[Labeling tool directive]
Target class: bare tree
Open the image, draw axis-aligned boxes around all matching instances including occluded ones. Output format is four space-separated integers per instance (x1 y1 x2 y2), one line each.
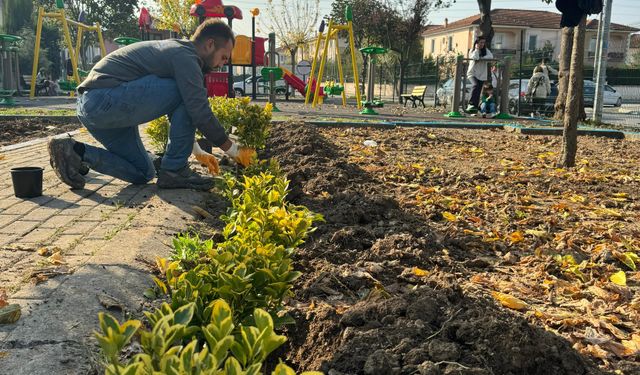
559 16 586 168
554 26 573 120
476 0 493 46
381 0 449 103
262 0 320 74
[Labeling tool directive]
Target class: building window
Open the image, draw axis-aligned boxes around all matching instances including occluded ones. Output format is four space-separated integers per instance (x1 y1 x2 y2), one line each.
448 36 453 51
493 33 504 49
431 39 435 53
528 35 537 51
588 37 597 57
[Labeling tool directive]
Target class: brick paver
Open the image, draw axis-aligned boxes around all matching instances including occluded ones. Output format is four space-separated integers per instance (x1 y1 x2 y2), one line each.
0 130 160 293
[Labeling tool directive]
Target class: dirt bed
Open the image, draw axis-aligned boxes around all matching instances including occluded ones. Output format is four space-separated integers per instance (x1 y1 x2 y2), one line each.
255 122 640 375
0 118 80 147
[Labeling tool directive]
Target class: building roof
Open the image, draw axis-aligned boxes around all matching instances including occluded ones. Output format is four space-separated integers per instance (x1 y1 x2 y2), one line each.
422 9 640 36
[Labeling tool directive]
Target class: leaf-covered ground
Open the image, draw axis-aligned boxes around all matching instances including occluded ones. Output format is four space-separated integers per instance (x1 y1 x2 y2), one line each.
335 126 640 370
258 123 639 374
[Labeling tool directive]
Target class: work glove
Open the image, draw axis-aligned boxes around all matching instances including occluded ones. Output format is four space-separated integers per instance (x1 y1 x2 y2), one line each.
192 141 220 175
224 141 256 167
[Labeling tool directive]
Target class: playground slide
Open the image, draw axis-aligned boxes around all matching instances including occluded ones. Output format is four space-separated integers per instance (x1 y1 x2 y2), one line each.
281 67 306 95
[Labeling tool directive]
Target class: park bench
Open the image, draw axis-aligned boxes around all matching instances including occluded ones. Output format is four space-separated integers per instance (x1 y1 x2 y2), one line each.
22 75 53 96
401 85 427 108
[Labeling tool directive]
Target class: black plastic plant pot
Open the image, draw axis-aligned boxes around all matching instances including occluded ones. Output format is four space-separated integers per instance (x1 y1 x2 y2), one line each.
11 167 44 198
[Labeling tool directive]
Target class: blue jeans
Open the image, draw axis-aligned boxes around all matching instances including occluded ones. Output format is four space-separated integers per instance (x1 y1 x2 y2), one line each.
77 75 195 184
480 102 496 114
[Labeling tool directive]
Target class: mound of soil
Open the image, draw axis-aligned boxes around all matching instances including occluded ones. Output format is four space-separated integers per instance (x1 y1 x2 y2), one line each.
0 118 80 147
264 122 605 375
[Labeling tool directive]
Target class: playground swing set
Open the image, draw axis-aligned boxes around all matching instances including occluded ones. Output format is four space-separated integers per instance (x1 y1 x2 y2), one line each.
303 6 389 115
20 0 387 116
29 0 106 98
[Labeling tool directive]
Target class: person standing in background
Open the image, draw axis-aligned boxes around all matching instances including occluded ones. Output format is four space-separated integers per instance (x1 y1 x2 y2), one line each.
466 36 494 113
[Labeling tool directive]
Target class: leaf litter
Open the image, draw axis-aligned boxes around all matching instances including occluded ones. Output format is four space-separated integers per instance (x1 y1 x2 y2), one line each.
261 123 639 373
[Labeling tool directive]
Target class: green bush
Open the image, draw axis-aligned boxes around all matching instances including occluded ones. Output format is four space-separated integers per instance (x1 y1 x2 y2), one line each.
208 97 272 150
96 299 299 375
145 116 170 154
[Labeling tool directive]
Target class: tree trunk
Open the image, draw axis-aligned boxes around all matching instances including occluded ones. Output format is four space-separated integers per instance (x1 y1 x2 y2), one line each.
554 27 573 120
559 16 586 168
397 60 405 104
290 48 297 98
477 0 494 47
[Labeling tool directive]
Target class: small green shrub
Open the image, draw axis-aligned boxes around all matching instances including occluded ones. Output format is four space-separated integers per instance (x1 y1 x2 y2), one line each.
145 116 170 154
209 97 272 150
95 299 290 374
171 233 213 263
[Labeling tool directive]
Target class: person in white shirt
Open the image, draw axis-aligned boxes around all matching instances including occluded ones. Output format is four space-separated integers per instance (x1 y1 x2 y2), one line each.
466 36 493 112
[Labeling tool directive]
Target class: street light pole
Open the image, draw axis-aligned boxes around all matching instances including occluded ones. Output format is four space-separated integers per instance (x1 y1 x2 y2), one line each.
593 0 613 123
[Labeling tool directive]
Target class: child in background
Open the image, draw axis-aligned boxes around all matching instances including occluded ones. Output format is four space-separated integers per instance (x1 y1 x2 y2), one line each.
480 83 496 118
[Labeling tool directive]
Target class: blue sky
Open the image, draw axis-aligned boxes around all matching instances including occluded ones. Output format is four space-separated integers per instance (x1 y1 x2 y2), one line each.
163 0 640 38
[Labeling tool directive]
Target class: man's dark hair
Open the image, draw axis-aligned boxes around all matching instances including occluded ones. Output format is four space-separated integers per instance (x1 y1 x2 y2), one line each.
541 58 549 64
191 19 235 48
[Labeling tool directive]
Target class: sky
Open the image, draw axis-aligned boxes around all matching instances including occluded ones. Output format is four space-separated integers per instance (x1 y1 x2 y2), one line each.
142 0 640 39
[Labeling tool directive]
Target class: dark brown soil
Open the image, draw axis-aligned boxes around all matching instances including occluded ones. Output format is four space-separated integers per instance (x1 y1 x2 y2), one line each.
262 122 615 375
0 118 80 147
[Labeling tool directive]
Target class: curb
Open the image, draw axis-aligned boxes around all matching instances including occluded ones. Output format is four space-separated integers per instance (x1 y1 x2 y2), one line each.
0 130 83 153
301 119 635 140
0 115 79 122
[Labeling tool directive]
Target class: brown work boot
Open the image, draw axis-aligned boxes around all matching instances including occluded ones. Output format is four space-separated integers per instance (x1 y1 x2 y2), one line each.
48 137 85 189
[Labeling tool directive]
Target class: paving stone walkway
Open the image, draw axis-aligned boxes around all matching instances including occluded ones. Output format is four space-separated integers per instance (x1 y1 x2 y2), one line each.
0 129 212 374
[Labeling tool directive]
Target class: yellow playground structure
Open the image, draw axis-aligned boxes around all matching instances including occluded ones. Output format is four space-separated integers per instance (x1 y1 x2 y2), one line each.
30 0 106 98
305 5 361 109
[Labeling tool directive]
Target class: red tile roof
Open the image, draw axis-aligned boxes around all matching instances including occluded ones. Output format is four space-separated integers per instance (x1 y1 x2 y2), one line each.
422 9 639 36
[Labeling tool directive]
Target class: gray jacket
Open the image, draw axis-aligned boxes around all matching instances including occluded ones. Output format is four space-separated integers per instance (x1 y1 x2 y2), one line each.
526 72 551 98
78 39 228 147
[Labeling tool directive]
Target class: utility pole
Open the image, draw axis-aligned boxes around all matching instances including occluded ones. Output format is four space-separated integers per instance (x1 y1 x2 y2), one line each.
593 0 612 123
592 12 603 81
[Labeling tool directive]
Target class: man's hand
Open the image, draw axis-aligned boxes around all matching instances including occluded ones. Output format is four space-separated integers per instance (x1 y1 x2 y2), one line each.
192 141 220 175
224 141 256 167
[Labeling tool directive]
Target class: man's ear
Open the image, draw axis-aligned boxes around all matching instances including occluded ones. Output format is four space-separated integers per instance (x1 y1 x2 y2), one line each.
207 38 216 52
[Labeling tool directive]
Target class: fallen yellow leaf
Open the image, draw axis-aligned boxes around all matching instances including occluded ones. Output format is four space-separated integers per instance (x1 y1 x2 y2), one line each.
37 247 50 256
412 267 429 277
48 251 66 265
621 334 640 356
442 211 457 222
610 271 626 286
509 231 524 244
525 229 547 238
491 291 528 311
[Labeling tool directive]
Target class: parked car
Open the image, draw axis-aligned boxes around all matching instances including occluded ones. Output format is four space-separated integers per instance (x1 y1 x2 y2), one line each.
233 76 287 97
435 78 473 106
508 79 622 116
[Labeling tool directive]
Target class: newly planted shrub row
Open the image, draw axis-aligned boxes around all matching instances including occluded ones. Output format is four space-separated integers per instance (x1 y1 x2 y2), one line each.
145 98 272 154
96 162 323 374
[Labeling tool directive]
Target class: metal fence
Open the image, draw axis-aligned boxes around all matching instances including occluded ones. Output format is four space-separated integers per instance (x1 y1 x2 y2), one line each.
389 44 640 128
